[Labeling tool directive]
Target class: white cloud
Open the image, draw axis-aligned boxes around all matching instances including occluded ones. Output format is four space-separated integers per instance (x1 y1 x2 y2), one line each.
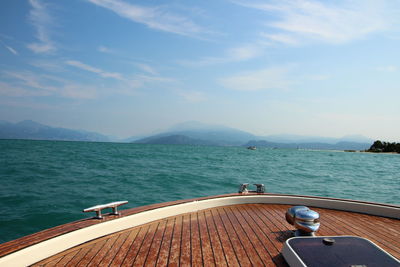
86 0 204 37
308 74 330 81
27 0 56 53
61 85 97 99
179 43 263 67
2 71 97 99
136 63 158 75
3 71 57 92
0 82 48 97
236 0 394 45
5 45 18 55
219 66 292 91
98 45 114 53
30 60 65 72
376 65 397 72
176 89 207 102
65 60 123 80
260 33 298 45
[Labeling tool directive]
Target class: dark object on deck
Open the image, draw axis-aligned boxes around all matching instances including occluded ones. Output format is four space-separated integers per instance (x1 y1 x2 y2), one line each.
283 236 400 267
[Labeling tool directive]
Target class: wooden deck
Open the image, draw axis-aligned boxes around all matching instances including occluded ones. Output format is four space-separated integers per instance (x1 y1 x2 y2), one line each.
31 203 400 266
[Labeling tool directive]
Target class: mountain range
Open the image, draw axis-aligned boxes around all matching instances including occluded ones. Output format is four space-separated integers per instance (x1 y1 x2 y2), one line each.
0 120 110 142
0 120 373 150
133 121 373 150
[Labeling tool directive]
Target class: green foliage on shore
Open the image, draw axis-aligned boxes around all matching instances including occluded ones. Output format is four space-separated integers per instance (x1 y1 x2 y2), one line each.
368 140 400 153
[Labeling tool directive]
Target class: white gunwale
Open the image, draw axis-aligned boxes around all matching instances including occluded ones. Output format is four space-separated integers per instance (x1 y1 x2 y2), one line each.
0 193 399 267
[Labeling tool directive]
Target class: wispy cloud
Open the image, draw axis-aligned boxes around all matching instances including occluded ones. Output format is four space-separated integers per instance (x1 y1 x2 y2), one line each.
219 66 292 91
3 45 18 55
176 89 207 103
3 71 57 92
136 63 158 75
0 81 47 97
86 0 204 37
65 60 123 80
27 0 56 53
307 74 330 81
376 65 397 72
235 0 394 45
30 60 65 72
0 39 19 55
178 43 263 67
2 70 97 99
65 60 175 95
97 45 114 54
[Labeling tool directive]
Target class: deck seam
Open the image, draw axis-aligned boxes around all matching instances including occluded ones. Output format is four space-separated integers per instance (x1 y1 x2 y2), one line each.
225 206 266 266
210 209 241 266
107 230 133 266
204 210 217 267
142 221 162 266
165 217 177 267
153 219 169 267
121 224 150 266
133 221 160 266
218 207 252 266
232 205 276 266
196 212 204 267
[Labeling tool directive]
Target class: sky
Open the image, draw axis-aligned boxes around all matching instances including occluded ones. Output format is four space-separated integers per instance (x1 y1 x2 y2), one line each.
0 0 400 141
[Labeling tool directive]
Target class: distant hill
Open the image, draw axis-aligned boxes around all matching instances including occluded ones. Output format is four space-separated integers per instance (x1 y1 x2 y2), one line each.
258 134 373 144
133 121 256 146
132 121 372 150
135 134 216 146
0 120 110 142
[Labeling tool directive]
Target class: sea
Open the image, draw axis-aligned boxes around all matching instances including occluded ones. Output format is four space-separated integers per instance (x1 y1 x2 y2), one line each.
0 139 399 244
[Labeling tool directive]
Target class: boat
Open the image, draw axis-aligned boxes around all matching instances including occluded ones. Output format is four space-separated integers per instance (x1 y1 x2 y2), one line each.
0 184 399 266
247 146 257 150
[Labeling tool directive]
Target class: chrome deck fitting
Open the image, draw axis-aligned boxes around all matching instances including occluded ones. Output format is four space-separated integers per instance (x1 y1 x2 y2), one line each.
83 201 128 219
285 206 320 236
238 183 265 193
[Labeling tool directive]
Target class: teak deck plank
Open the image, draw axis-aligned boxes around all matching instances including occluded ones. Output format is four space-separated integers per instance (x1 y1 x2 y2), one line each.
215 207 253 266
191 212 203 267
168 214 183 267
208 209 239 267
109 227 140 265
180 214 191 266
198 211 214 266
155 218 175 267
20 203 400 266
133 221 161 266
120 224 151 266
144 219 167 266
223 206 265 266
204 210 228 267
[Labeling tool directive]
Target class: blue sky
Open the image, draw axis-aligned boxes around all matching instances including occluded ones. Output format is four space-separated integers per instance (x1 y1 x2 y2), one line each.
1 0 400 141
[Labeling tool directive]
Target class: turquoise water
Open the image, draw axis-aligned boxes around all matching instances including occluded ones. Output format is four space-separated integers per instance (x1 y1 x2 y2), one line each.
0 139 399 243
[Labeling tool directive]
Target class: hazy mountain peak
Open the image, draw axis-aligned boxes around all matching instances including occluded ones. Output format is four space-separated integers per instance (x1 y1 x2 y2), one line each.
0 120 109 142
16 120 48 128
167 121 231 132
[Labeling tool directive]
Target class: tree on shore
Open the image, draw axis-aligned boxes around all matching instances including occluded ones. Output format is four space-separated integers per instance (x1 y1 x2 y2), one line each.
368 140 400 153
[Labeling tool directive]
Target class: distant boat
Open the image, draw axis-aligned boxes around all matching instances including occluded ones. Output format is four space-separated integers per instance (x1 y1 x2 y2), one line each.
247 146 256 150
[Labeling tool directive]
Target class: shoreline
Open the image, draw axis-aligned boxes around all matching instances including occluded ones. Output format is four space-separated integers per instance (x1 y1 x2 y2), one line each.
354 150 399 154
